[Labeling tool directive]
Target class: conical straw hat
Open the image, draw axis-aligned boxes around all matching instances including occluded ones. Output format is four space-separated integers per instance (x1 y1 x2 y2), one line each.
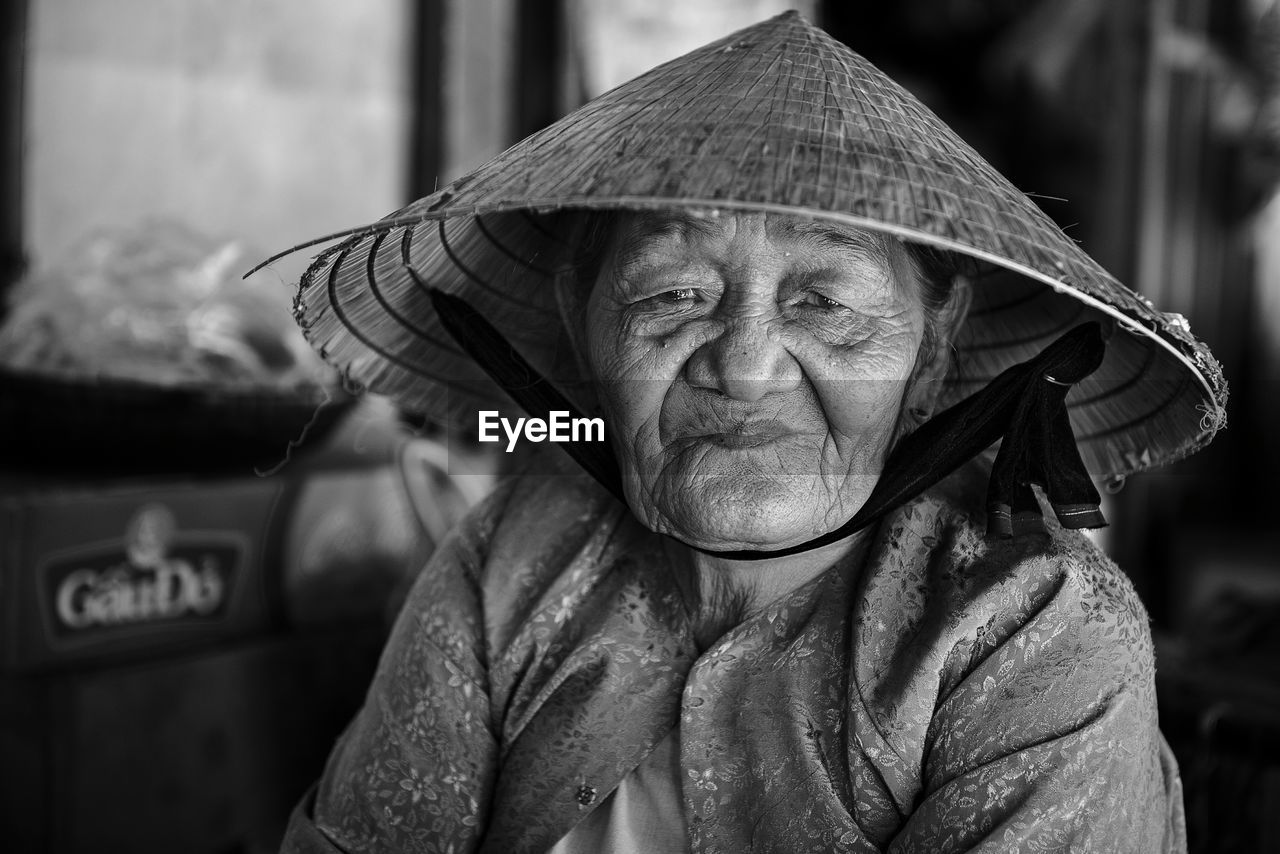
269 10 1226 478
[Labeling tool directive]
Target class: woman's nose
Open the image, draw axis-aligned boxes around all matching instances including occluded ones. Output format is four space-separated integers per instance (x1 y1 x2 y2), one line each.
685 317 802 402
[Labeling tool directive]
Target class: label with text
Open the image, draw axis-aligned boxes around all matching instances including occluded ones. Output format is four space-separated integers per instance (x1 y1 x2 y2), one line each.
39 503 242 641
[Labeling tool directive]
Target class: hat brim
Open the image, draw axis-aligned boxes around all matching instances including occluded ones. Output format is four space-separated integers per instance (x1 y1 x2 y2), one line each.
265 10 1226 477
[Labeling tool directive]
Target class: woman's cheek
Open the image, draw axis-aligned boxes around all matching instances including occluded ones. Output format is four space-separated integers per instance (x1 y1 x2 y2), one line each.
775 324 918 440
587 322 680 458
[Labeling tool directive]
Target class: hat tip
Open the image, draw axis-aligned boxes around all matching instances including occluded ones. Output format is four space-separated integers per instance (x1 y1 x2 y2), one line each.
773 8 819 32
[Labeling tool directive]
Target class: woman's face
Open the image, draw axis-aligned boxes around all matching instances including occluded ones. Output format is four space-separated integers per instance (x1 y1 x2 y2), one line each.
584 211 931 551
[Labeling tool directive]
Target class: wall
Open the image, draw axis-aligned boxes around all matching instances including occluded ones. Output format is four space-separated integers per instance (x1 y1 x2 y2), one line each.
24 0 411 289
569 0 817 96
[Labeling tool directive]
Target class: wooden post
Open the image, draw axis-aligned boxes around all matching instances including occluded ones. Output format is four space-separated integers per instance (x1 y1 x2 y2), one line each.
0 0 27 317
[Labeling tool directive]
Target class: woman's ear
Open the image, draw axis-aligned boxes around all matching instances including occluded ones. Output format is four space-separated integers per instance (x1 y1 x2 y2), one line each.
553 268 589 361
550 211 627 416
552 266 602 414
934 275 972 355
903 277 972 419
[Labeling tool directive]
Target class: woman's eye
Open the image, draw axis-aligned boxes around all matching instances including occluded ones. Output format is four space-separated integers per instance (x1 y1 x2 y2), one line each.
629 286 706 316
657 287 699 304
801 292 845 310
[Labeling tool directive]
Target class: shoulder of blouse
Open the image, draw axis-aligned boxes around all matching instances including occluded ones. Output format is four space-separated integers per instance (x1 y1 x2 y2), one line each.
847 471 1162 820
903 468 1151 670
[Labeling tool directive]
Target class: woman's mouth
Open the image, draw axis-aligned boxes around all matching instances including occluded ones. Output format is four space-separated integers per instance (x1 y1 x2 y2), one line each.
695 419 794 449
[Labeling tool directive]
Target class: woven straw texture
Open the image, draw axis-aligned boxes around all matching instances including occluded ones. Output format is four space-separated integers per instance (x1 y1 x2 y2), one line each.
284 10 1226 478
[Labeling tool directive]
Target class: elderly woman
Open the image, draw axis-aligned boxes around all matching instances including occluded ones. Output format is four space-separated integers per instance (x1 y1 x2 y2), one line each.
275 12 1226 854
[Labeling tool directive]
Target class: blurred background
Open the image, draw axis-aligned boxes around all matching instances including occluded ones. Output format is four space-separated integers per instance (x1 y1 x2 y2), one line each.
0 1 1277 852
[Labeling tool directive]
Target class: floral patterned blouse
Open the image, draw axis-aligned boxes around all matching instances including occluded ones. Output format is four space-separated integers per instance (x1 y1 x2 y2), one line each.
280 464 1186 853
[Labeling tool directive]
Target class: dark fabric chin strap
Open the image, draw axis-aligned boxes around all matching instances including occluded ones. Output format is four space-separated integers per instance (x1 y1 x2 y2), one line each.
426 284 1107 561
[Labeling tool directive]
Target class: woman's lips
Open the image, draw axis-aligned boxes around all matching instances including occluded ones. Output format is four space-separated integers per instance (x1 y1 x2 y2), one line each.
706 433 785 449
684 419 796 449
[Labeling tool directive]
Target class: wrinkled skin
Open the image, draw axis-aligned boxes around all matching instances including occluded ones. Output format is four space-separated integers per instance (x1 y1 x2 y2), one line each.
584 211 944 553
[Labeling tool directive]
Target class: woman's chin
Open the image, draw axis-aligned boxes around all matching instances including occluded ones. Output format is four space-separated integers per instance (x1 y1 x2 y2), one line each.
640 476 840 552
